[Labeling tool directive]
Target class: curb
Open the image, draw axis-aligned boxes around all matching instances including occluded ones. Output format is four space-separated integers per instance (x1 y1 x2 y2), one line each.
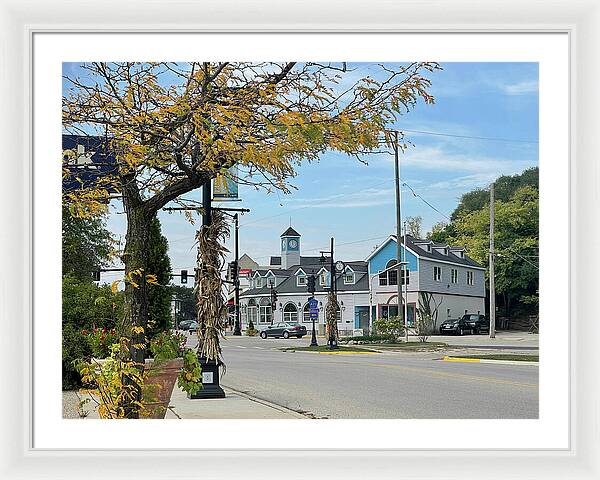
442 356 539 366
282 349 377 355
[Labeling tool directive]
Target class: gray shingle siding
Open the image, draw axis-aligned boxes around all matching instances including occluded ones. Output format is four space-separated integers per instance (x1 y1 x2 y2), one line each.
418 258 485 298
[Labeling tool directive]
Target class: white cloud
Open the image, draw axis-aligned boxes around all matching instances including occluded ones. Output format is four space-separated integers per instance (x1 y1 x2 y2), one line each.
391 145 535 175
500 80 538 95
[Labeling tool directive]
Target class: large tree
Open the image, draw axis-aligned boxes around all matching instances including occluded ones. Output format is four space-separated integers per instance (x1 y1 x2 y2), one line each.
62 61 439 373
146 216 173 338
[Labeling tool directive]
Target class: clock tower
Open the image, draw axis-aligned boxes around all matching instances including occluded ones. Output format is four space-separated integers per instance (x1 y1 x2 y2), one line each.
280 227 301 269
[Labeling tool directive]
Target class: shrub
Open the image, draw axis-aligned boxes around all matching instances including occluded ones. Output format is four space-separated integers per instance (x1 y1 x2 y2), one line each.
149 330 187 364
62 324 92 390
340 334 396 344
85 327 119 358
373 316 405 340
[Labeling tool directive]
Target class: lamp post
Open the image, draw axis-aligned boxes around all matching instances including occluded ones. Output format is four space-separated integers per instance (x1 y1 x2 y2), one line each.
307 273 318 347
320 239 345 350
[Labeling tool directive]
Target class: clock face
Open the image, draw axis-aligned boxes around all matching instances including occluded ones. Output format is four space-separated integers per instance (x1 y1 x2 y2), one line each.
289 239 298 249
335 261 345 272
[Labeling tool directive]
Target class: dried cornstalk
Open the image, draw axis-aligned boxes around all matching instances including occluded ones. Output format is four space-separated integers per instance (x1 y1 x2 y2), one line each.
195 210 230 364
325 291 339 344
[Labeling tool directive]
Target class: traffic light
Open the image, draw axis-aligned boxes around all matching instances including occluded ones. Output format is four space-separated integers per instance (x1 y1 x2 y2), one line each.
271 289 278 310
181 269 188 284
307 275 316 294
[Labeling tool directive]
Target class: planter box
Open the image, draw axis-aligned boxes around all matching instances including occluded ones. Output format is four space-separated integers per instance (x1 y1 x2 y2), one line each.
142 358 184 419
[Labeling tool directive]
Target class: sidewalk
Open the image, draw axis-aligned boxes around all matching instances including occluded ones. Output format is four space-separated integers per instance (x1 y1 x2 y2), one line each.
169 386 305 419
65 386 305 419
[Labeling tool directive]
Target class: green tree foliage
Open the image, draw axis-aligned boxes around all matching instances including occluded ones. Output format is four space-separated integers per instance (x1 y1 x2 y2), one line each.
450 167 539 221
438 171 539 316
146 216 173 338
405 215 423 238
62 206 115 282
62 278 125 330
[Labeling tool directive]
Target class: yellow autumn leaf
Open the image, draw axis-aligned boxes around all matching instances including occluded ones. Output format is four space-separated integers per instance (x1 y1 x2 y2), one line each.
111 280 121 294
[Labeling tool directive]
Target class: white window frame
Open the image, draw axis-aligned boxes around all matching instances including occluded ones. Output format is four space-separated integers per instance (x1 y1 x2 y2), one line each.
434 266 442 282
297 275 307 286
258 298 272 324
451 268 458 284
319 271 328 286
302 303 312 323
283 302 299 323
343 273 354 284
467 271 474 286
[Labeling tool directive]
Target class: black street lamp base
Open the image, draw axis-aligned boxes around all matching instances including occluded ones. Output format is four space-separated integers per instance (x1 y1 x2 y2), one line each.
188 356 226 399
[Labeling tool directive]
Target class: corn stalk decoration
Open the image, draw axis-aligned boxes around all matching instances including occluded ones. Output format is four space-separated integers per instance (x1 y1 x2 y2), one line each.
195 210 230 364
325 291 339 346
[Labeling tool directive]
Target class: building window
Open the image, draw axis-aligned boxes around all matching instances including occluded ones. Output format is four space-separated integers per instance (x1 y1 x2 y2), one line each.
302 303 312 323
247 299 258 325
451 268 458 284
344 273 354 284
386 259 398 286
319 271 328 287
433 266 442 282
466 271 474 286
283 303 298 323
267 278 275 288
258 298 272 324
380 304 399 319
378 271 388 286
401 269 410 285
255 278 263 288
297 275 307 286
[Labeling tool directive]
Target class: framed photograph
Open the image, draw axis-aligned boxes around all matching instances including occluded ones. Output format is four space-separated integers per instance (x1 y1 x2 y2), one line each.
1 0 598 479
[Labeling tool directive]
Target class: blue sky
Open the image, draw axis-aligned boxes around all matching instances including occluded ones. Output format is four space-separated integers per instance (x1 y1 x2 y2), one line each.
64 62 539 283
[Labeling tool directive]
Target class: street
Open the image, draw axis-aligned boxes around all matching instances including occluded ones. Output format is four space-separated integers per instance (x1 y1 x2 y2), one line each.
192 335 539 419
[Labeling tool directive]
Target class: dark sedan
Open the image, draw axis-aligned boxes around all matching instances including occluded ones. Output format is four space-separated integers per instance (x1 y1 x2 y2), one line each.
439 318 472 335
260 322 307 339
462 314 489 334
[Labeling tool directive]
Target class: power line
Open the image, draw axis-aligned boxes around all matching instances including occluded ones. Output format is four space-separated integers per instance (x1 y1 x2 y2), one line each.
396 128 538 145
402 182 451 221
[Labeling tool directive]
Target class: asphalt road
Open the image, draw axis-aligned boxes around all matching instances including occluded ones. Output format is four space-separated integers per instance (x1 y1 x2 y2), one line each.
190 335 539 419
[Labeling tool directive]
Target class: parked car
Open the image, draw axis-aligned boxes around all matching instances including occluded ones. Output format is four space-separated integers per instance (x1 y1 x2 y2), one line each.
260 322 307 339
439 318 472 335
177 320 193 330
179 320 198 332
462 314 489 334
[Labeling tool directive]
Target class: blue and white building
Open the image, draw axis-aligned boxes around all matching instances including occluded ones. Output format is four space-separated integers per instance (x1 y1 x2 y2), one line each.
367 235 486 327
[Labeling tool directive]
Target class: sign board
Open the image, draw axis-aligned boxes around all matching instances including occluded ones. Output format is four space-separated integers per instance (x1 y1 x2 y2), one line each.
202 371 214 384
213 165 239 201
62 134 119 193
308 298 318 309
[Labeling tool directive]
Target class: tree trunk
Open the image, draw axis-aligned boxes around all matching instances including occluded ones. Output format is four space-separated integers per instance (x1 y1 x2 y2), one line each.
120 194 151 418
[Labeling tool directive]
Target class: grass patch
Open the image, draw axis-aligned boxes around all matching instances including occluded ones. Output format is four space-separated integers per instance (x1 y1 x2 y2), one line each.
447 354 539 362
281 345 377 353
367 342 449 351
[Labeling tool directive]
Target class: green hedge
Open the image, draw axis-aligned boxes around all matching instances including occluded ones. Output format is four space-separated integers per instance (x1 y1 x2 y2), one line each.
340 334 396 343
62 324 92 390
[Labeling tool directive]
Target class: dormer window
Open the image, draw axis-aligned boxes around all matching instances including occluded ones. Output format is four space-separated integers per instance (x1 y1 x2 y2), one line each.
344 273 354 284
319 271 328 286
297 275 307 286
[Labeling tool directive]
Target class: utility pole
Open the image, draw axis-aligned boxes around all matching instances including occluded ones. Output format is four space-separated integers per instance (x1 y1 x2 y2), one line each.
393 131 405 342
403 220 408 342
329 237 336 349
489 183 496 339
233 213 241 336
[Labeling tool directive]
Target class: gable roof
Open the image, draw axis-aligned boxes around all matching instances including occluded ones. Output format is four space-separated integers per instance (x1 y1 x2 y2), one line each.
366 235 483 269
280 227 301 237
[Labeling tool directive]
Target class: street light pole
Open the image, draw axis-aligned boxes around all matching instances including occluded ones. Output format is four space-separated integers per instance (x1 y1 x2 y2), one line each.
393 131 405 342
403 220 408 342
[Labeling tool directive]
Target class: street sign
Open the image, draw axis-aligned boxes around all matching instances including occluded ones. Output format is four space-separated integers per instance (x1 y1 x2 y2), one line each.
213 165 240 201
308 298 318 309
62 135 119 193
309 310 319 319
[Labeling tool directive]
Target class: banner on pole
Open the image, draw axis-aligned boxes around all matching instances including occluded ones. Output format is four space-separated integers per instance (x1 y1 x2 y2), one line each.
213 165 240 201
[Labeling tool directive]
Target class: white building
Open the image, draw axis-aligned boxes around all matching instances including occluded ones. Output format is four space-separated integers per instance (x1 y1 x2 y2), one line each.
239 227 371 336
